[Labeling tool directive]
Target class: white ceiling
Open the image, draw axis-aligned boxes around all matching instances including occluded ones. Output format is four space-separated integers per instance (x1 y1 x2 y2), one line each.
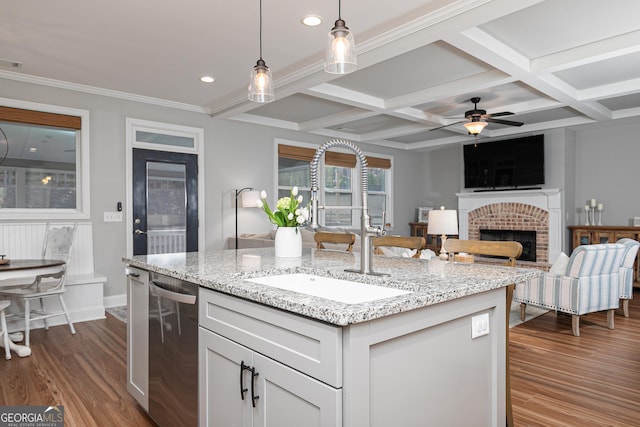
2 0 640 151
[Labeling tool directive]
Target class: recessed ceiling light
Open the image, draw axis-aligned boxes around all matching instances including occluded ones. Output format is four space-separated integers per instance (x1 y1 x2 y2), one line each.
29 147 37 152
301 15 322 27
200 76 215 83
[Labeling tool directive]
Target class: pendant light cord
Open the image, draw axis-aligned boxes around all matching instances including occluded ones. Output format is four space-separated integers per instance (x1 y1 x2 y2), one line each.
338 0 342 19
259 0 263 60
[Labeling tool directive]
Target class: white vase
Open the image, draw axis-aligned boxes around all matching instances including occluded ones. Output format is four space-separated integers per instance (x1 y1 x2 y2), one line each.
274 227 302 258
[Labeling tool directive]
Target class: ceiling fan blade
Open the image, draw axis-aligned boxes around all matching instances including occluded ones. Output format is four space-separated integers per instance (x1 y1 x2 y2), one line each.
486 111 514 118
485 118 524 126
429 121 465 131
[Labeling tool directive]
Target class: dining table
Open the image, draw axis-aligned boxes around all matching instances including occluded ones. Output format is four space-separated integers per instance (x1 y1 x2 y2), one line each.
0 259 66 358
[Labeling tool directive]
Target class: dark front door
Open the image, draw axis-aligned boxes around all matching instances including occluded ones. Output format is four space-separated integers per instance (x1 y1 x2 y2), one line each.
132 148 198 255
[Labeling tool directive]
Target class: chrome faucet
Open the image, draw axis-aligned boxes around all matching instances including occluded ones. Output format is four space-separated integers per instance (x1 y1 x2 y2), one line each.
310 139 385 275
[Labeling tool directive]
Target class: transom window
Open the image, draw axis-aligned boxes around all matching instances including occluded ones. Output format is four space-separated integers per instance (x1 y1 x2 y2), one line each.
277 142 392 229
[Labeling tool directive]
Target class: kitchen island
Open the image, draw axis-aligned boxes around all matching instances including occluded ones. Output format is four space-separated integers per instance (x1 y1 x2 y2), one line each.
124 247 539 427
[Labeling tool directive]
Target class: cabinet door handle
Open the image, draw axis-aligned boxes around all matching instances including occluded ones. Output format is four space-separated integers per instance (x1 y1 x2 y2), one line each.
250 367 260 408
240 361 251 400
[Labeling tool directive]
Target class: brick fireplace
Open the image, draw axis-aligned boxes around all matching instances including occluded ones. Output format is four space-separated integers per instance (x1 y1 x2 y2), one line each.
457 189 562 265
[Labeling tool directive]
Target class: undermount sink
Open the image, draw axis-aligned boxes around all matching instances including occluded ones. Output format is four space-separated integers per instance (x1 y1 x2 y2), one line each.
247 273 411 304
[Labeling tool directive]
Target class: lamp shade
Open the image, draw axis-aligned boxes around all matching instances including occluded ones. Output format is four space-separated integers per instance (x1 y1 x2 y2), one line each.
428 207 458 235
248 59 275 103
241 190 261 208
324 19 357 74
463 121 487 135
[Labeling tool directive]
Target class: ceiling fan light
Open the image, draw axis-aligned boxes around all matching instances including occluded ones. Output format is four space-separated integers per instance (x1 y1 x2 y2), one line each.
463 121 488 135
248 59 275 103
324 17 357 74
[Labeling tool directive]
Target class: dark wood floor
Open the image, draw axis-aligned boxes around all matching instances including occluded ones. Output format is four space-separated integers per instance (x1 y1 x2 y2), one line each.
1 300 639 427
0 314 156 427
510 298 640 426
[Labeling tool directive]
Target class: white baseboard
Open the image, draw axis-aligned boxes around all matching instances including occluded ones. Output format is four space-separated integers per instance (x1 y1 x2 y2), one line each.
104 293 126 308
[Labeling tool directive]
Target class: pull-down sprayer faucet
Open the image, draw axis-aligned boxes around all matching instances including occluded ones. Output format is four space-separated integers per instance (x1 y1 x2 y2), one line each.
310 139 385 275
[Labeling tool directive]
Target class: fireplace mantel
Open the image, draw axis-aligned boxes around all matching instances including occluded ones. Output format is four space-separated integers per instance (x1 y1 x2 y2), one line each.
457 189 562 263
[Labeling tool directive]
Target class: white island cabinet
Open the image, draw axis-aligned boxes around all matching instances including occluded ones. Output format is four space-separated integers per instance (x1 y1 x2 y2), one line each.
124 248 539 427
199 289 342 427
199 284 506 427
125 266 149 410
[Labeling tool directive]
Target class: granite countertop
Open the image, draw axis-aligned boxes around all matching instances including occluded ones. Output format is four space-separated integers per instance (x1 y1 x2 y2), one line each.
123 247 540 326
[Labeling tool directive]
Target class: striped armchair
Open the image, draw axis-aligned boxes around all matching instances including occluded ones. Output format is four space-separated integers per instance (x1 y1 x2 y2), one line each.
514 243 626 336
617 238 640 317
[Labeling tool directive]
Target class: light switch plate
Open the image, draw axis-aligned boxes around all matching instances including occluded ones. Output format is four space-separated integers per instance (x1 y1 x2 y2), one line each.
471 313 490 339
104 211 123 222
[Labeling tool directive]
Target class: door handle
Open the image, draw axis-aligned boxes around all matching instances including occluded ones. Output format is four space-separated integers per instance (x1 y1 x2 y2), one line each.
134 229 147 235
240 361 250 400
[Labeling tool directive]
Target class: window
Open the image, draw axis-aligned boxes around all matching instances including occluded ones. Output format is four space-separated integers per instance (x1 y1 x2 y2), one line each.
277 142 392 229
0 99 90 219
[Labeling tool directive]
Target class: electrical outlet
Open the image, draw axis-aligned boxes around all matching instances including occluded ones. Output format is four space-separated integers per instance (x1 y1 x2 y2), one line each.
104 211 123 222
471 313 490 339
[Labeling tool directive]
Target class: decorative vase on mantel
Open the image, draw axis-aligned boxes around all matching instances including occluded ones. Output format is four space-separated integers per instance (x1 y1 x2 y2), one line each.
274 227 302 258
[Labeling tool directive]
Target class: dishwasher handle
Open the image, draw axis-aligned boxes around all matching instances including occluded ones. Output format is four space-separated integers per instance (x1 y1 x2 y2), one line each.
150 281 197 305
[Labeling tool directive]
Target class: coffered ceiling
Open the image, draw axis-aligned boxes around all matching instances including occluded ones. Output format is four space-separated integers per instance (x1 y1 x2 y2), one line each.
2 0 639 150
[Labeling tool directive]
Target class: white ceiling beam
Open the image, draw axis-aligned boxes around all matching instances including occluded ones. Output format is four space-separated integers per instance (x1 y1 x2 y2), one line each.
445 28 612 121
580 77 640 101
532 30 640 73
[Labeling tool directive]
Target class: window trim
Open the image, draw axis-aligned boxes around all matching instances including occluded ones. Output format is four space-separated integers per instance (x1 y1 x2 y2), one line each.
274 138 393 229
0 97 90 220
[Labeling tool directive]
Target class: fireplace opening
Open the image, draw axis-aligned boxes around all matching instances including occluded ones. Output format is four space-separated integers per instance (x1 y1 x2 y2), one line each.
480 229 536 262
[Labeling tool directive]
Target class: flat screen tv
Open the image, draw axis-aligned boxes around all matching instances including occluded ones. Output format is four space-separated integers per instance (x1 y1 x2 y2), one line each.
463 135 544 189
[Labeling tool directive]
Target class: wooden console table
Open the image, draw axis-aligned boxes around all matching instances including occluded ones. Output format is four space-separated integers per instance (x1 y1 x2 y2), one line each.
409 222 429 237
568 225 640 283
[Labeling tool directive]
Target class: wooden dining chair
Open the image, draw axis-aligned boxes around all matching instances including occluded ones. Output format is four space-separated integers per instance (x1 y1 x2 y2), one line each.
0 223 78 347
372 235 426 258
442 238 522 427
443 238 523 267
314 231 356 252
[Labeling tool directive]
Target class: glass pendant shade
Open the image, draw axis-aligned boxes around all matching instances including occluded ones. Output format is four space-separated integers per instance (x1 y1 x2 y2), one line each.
248 59 275 103
463 120 488 135
324 19 357 74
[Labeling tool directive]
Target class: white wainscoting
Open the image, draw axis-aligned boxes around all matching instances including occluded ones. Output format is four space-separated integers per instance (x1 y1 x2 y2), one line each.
0 222 106 332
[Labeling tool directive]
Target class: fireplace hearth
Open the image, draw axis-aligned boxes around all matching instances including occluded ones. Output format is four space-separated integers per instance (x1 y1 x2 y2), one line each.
480 229 536 261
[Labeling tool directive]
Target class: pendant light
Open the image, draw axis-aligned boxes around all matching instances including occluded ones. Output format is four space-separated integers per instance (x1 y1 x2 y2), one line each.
248 0 275 103
324 0 357 74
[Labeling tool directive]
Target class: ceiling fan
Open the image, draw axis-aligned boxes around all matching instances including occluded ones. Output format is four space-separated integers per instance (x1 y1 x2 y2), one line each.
430 97 524 135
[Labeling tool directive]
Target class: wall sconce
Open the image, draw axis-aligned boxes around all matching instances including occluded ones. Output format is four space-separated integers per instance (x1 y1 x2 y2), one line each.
235 187 261 250
428 206 459 260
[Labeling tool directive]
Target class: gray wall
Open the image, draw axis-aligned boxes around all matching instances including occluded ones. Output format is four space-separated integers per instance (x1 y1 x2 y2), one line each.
3 77 639 300
0 78 421 299
573 119 640 227
417 121 640 254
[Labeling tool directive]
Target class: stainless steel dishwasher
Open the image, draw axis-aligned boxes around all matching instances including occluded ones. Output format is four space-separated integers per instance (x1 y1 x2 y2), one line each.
148 272 198 427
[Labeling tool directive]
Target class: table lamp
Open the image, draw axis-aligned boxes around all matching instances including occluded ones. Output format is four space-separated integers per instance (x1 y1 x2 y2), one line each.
428 206 458 260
